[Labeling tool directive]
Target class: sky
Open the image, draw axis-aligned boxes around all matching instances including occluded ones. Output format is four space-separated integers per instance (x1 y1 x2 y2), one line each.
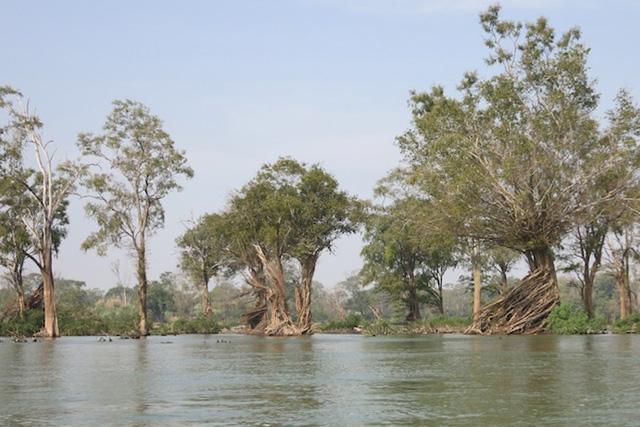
2 0 640 290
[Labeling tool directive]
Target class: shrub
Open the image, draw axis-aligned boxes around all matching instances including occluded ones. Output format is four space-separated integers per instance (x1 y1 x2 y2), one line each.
546 304 606 334
613 313 640 333
0 310 44 337
319 313 362 331
362 319 397 336
151 316 221 335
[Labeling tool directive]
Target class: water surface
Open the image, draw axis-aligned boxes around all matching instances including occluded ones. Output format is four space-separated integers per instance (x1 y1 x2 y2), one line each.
1 334 639 426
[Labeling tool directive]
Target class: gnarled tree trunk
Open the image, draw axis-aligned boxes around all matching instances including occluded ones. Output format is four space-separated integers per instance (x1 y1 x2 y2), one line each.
295 256 317 334
467 246 559 335
254 245 300 336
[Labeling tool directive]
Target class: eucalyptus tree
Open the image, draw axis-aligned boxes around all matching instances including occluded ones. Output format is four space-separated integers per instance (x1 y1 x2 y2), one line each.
396 7 640 333
176 213 228 318
78 100 193 336
1 86 78 336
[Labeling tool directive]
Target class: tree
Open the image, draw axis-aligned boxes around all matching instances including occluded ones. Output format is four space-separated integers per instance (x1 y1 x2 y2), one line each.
287 162 361 332
361 198 441 321
487 246 520 295
147 272 177 323
78 100 193 336
395 7 640 333
562 222 608 318
1 86 79 337
605 223 637 320
225 158 359 335
0 176 32 317
177 214 227 318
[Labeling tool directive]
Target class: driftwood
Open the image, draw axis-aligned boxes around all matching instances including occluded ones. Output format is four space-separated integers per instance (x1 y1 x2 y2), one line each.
466 268 560 335
0 283 43 323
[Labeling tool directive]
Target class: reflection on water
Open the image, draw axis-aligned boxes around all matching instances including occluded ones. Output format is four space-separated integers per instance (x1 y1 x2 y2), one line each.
1 334 640 426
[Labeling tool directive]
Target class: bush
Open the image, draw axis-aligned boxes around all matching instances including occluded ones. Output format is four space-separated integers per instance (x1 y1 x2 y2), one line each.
0 310 44 337
362 319 397 336
546 304 606 334
151 316 221 335
319 313 362 331
613 313 640 333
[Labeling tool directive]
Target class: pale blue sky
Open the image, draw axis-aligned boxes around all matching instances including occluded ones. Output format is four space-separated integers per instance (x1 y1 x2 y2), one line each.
2 0 639 289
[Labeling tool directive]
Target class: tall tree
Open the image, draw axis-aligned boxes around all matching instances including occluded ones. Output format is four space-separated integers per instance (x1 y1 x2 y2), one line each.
395 7 640 333
1 86 78 337
177 214 227 318
78 100 193 336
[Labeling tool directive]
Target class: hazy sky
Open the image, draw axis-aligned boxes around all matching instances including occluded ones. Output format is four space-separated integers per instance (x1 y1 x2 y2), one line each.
2 0 639 290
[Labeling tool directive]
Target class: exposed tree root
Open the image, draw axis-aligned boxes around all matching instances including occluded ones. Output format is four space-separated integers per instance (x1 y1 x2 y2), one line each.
466 268 559 335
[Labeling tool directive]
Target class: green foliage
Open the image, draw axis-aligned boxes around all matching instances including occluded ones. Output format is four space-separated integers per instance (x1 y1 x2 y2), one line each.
362 319 397 336
361 196 457 318
612 313 640 334
78 99 194 255
0 309 43 337
546 304 606 334
318 313 362 331
176 213 228 289
151 316 221 335
395 5 640 263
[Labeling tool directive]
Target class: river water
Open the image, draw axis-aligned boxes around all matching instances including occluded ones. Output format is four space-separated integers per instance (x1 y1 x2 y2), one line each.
1 334 639 426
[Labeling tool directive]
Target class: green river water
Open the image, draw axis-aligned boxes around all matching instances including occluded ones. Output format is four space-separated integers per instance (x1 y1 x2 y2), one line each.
1 334 639 426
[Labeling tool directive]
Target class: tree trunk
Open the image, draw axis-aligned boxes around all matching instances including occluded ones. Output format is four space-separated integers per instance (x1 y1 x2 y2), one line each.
468 245 559 335
624 250 633 317
436 276 445 315
619 281 629 320
41 249 59 337
243 268 268 329
405 290 422 321
10 264 25 318
583 273 595 319
136 243 149 336
254 245 299 336
616 248 632 320
472 245 482 322
295 256 317 334
201 274 212 318
499 269 509 294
